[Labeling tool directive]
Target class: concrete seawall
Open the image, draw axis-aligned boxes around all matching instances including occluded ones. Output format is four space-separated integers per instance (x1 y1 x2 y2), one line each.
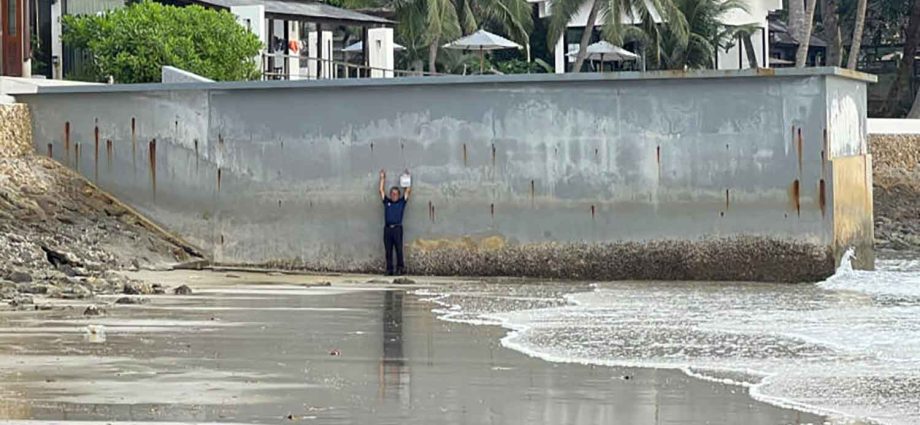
18 68 876 282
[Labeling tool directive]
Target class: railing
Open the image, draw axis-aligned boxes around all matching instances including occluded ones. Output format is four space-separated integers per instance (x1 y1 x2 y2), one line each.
261 52 444 80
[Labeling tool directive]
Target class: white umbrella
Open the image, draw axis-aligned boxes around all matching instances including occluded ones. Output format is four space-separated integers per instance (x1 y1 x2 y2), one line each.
341 41 406 53
443 29 522 73
566 41 639 63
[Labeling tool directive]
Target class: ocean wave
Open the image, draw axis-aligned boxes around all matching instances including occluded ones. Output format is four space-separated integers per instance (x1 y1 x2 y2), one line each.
417 252 920 425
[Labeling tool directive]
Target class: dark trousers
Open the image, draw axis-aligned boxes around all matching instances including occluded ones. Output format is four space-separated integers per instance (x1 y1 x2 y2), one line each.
383 225 405 274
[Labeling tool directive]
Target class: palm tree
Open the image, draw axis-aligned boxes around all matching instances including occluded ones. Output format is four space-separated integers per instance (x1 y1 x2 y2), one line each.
846 0 867 69
548 0 688 73
645 0 754 69
386 0 532 73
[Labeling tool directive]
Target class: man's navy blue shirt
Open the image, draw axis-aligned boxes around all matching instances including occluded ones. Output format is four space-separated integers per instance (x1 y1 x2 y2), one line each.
383 197 407 225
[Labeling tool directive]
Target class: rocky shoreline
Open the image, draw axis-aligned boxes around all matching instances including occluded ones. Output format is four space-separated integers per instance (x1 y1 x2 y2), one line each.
0 104 200 310
870 134 920 251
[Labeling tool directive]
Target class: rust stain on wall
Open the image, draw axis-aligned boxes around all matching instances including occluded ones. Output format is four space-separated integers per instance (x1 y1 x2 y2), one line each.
819 178 827 217
47 143 52 158
725 189 730 210
94 124 100 182
590 204 596 219
148 139 157 197
530 179 535 207
64 121 70 157
791 179 801 216
490 203 495 219
491 143 496 167
105 139 113 172
462 143 468 166
131 117 137 172
217 167 222 192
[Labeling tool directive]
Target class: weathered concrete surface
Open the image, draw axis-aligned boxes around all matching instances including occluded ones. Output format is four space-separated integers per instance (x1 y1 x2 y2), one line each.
18 68 877 282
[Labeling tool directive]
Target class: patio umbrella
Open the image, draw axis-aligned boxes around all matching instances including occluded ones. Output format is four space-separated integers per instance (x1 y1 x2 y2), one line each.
341 41 406 53
566 41 639 66
443 29 522 73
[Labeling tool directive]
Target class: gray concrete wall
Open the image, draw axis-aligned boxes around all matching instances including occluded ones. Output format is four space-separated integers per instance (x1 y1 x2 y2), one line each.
18 68 876 282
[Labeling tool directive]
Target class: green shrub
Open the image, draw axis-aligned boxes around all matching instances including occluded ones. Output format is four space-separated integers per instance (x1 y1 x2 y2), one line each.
62 1 262 83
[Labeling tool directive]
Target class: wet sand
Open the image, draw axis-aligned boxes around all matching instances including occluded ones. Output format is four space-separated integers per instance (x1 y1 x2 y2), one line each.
0 271 826 424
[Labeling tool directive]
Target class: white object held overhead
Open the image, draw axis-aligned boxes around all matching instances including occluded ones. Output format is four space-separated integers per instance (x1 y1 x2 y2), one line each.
399 171 412 188
566 41 639 61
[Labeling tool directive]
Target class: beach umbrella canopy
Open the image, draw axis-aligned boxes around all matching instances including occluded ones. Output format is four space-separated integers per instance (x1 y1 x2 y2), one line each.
566 41 639 62
341 41 406 53
443 29 522 73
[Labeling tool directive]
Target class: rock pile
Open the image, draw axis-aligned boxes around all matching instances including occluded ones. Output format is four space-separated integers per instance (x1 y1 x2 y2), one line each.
870 134 920 251
0 104 200 309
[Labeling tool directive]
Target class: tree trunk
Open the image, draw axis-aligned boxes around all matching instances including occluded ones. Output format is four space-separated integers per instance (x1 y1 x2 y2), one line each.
793 0 818 67
885 0 920 115
571 0 601 73
822 0 843 67
742 34 758 68
846 0 868 69
428 39 439 74
788 0 805 64
908 85 920 117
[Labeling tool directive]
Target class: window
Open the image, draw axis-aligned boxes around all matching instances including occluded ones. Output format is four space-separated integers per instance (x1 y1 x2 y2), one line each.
6 0 16 34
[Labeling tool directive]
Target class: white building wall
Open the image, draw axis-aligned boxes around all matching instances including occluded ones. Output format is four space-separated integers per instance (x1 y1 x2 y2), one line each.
544 0 781 72
307 30 333 79
367 28 395 78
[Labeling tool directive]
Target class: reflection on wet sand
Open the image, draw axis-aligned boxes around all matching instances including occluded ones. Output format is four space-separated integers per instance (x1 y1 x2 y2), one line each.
379 291 409 401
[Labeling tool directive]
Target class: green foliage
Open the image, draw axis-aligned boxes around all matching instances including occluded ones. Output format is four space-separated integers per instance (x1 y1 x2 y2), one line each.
383 0 531 71
652 0 753 69
548 0 688 54
62 1 262 83
494 57 554 73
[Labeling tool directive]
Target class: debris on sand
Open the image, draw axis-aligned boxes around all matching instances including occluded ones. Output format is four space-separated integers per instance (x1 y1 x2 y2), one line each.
392 277 416 285
83 305 104 316
173 285 193 295
114 297 148 305
83 324 106 343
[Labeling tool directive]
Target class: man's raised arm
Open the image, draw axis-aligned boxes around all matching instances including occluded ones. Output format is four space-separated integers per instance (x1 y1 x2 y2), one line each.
378 169 386 200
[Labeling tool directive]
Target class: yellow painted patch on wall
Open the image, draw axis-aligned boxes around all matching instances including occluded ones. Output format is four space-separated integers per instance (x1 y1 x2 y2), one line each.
411 235 507 252
832 154 874 268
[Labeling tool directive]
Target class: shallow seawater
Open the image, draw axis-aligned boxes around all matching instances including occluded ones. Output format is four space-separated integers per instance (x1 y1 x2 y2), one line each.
418 251 920 425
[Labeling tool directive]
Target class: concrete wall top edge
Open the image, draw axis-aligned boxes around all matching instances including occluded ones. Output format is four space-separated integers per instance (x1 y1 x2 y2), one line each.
16 66 876 97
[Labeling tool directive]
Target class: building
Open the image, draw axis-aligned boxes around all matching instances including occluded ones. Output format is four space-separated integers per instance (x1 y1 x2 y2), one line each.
0 0 31 77
766 11 826 67
533 0 784 72
16 0 394 80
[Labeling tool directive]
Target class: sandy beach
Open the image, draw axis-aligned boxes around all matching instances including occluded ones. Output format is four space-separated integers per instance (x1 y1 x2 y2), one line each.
0 270 826 424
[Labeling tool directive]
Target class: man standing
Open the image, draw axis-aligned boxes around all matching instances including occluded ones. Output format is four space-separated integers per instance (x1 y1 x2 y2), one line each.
379 169 411 275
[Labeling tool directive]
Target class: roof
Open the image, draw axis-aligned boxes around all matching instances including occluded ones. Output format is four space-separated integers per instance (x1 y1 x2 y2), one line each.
190 0 393 26
768 18 827 48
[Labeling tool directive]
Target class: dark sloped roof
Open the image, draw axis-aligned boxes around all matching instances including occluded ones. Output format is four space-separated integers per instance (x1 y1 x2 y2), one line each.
192 0 393 25
768 18 827 48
